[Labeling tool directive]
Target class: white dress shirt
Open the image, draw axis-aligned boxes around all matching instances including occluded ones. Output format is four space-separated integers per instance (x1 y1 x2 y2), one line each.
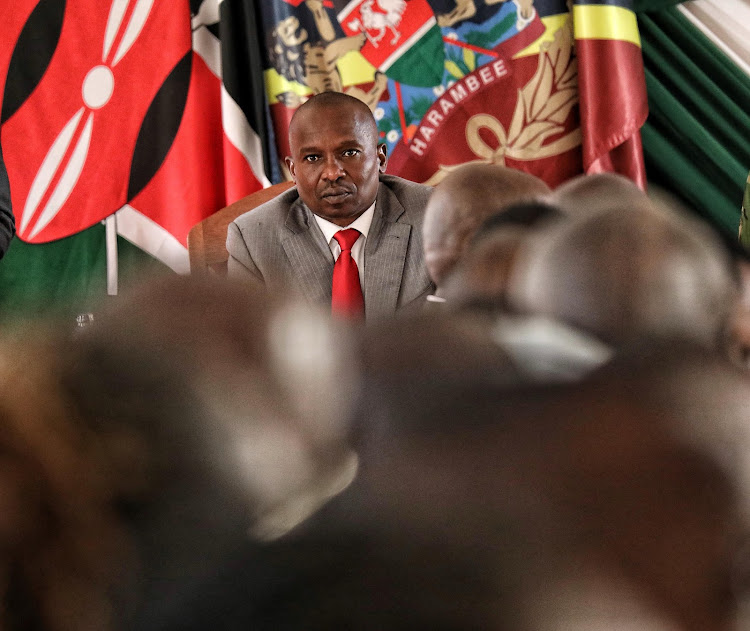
313 202 375 287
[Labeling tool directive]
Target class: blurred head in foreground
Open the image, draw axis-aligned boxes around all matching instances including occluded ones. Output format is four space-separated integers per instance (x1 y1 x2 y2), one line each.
729 259 750 367
552 172 654 217
422 164 550 290
440 200 565 312
567 343 750 631
508 200 736 349
0 335 129 631
648 183 750 369
59 274 360 628
344 334 749 631
222 334 749 631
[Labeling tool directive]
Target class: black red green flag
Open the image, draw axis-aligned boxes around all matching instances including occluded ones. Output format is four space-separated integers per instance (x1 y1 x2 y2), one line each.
1 0 271 272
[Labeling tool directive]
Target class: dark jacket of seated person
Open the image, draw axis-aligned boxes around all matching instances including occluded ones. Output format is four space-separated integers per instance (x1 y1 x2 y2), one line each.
0 142 15 258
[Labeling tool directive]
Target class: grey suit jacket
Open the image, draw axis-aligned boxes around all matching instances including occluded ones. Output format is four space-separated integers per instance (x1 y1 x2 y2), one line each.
227 174 434 321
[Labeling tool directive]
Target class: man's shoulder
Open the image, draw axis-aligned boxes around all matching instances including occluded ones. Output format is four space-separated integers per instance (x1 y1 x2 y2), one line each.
232 186 300 232
379 173 432 197
378 173 433 216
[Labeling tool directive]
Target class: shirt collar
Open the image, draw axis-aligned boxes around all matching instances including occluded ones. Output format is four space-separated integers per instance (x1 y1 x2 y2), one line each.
313 201 376 245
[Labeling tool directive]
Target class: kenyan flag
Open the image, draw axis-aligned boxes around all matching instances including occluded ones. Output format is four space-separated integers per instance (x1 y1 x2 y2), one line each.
1 0 269 271
333 0 444 87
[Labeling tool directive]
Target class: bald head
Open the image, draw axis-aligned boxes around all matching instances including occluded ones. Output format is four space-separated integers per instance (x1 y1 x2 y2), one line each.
553 173 653 217
289 91 377 142
441 229 527 310
508 203 737 348
422 164 550 287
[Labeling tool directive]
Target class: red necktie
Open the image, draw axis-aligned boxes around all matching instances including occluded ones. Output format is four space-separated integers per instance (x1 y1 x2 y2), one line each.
332 228 364 317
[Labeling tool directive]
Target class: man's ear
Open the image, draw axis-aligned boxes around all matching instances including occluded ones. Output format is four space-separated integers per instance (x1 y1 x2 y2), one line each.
284 156 296 181
377 143 388 173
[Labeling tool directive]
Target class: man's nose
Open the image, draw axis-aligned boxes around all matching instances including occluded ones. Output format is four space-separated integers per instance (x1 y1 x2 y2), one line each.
321 155 345 180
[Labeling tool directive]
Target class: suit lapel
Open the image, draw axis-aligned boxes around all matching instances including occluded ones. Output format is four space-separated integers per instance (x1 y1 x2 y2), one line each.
281 199 334 306
364 184 411 321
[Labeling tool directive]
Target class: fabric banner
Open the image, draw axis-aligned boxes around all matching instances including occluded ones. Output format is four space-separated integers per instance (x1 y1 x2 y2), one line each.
0 0 269 274
259 0 647 189
573 0 648 188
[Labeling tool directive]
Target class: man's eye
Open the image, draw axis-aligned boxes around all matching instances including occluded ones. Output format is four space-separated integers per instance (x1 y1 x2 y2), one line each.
342 149 360 158
304 155 319 163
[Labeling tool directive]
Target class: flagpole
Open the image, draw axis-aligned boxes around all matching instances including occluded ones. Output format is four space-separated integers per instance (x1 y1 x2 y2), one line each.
105 213 118 295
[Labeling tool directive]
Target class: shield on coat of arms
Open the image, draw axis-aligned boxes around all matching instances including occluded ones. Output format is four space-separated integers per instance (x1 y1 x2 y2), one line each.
333 0 445 87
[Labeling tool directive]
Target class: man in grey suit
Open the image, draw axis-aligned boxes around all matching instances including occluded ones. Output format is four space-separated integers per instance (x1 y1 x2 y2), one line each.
226 92 434 321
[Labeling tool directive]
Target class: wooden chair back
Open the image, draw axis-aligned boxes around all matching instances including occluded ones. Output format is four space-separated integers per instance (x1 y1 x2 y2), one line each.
187 181 294 275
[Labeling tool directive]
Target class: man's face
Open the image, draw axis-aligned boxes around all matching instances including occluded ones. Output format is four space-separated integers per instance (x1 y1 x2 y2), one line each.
285 102 387 227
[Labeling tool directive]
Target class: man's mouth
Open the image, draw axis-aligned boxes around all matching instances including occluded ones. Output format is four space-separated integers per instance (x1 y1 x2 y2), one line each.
321 188 352 202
